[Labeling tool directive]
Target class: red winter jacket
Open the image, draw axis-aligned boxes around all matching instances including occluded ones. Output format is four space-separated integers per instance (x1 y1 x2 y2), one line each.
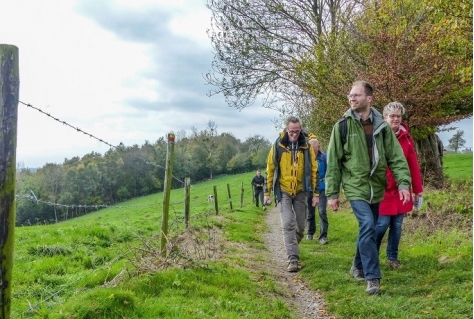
379 123 423 215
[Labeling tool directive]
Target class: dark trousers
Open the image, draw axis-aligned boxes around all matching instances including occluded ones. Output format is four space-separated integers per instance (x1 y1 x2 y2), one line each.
254 188 264 207
307 190 329 239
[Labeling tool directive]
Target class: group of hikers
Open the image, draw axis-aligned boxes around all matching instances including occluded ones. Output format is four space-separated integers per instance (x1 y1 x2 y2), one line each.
251 80 423 295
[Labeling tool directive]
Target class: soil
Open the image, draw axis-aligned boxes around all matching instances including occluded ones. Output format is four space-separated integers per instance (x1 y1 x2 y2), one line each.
262 206 335 319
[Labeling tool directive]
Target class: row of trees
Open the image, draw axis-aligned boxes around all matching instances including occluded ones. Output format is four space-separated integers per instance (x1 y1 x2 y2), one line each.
15 122 271 226
206 0 472 188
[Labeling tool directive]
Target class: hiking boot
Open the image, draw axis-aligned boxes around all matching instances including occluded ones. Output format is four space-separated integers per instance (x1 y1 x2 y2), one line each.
306 234 313 240
287 260 298 272
319 237 328 245
387 259 402 269
366 279 381 295
349 265 365 281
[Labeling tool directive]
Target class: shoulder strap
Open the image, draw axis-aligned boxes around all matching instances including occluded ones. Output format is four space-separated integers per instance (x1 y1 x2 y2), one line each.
338 117 347 145
273 137 283 164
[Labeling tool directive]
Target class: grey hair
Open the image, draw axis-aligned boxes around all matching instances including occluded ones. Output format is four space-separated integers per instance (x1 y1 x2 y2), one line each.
383 101 406 116
284 115 302 128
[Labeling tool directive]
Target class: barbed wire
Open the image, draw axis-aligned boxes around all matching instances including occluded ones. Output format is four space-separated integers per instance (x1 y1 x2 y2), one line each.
16 194 149 209
19 101 185 184
16 192 186 211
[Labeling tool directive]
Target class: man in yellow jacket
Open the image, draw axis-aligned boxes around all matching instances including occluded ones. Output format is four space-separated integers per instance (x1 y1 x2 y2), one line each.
264 115 318 272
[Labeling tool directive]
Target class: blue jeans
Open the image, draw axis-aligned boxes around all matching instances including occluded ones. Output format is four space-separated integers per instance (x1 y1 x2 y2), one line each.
350 200 381 280
375 214 405 260
307 190 328 239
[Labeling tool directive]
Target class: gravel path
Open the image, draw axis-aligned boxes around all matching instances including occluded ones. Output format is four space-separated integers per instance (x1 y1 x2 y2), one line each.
263 206 334 319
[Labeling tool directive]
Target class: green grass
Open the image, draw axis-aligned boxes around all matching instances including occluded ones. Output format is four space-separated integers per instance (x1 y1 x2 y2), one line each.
9 162 473 318
12 172 296 319
443 152 472 180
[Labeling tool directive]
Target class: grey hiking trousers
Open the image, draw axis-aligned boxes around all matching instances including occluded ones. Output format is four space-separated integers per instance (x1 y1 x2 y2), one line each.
278 191 308 262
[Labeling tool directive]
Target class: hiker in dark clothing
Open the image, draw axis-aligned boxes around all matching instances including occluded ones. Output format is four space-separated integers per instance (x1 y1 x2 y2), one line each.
251 169 266 209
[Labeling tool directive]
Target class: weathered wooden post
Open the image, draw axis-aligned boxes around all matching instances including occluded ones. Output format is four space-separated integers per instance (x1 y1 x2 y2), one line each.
227 183 233 211
251 183 255 203
160 133 176 256
0 44 19 319
240 182 244 208
184 177 191 228
213 185 218 215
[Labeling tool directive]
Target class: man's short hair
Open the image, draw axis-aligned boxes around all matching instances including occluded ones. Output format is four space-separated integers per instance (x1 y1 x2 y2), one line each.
284 115 302 128
353 80 373 96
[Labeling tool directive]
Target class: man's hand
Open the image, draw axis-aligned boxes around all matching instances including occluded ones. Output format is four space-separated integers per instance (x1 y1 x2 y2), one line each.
264 195 271 205
399 189 410 205
328 198 339 211
312 196 319 207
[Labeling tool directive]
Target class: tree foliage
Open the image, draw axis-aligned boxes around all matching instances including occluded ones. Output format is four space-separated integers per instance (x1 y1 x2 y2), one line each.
298 0 472 142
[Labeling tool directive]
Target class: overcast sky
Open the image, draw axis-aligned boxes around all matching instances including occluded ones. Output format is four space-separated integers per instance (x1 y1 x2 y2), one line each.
0 0 471 168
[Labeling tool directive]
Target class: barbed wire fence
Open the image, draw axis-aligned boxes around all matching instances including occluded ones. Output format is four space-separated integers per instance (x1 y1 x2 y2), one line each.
10 101 251 317
19 101 185 185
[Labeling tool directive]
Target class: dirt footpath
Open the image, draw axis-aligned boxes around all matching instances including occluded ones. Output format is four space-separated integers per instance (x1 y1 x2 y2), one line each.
263 206 334 319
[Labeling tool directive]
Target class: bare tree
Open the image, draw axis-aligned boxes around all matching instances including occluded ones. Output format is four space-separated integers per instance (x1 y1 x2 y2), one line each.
205 0 353 115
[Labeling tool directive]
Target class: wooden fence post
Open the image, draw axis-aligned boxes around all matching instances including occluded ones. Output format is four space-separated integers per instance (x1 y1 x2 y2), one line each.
240 182 244 208
227 183 233 211
0 44 19 319
160 133 176 256
213 185 218 215
251 184 255 203
184 177 190 228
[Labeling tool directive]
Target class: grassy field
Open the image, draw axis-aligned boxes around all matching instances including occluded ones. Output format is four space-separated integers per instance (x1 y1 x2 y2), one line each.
443 152 472 180
8 154 473 318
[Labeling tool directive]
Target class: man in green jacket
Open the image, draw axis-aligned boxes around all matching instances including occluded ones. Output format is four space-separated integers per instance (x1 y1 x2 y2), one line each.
325 81 411 295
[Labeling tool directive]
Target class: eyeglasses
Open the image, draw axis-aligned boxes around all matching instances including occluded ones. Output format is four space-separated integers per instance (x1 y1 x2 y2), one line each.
347 94 365 99
388 114 402 119
287 130 301 135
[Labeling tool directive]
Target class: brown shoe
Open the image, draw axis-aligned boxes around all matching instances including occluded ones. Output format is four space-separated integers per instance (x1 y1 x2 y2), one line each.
287 260 298 272
387 259 402 269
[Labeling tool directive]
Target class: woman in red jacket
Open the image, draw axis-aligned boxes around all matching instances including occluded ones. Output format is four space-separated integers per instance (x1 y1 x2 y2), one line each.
375 102 423 269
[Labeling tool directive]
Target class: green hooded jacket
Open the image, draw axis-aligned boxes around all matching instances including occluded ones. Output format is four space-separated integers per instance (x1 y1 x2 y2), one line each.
325 107 411 203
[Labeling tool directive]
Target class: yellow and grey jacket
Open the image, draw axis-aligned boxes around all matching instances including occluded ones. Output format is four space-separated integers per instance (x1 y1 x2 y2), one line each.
264 131 317 202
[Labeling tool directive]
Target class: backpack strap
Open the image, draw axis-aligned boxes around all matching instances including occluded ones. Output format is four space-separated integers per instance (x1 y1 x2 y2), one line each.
338 117 347 145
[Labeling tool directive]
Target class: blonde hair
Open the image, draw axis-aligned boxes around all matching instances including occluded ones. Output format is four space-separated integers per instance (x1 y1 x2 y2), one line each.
383 101 406 116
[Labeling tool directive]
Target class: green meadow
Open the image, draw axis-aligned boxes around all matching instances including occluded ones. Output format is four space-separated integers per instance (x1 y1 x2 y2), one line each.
9 153 473 318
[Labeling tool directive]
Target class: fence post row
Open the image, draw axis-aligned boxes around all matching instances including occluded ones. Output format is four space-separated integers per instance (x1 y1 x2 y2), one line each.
0 44 19 319
160 133 176 256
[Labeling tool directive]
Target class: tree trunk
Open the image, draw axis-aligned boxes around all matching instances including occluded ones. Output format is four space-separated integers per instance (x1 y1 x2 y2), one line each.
415 133 444 189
